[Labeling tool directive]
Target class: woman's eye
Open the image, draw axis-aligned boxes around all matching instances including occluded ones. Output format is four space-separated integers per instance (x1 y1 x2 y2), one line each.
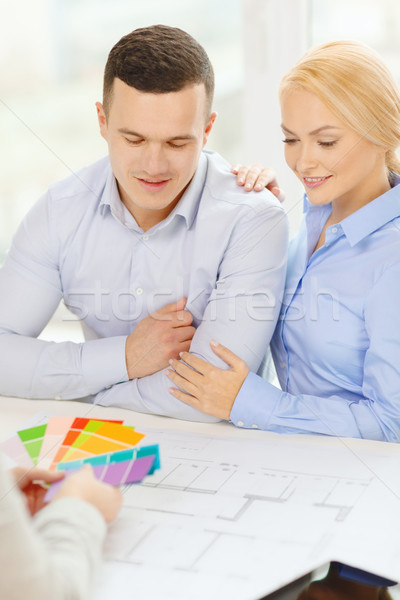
282 138 297 144
318 141 337 147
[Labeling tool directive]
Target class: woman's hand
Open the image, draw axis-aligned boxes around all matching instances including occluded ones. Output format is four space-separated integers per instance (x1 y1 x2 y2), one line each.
232 163 285 201
167 340 249 420
12 466 65 515
53 465 123 523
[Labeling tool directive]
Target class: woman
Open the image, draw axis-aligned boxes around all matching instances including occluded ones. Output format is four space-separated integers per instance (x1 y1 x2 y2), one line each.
0 457 122 600
166 40 400 442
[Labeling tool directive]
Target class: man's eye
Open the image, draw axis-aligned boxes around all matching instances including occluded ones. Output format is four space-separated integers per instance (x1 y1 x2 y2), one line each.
125 138 142 145
168 142 186 149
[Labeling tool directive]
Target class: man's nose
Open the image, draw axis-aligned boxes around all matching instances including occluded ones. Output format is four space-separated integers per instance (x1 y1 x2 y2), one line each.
142 144 168 176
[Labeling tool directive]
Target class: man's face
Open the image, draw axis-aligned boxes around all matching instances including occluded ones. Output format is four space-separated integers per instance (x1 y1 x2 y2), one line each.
96 79 216 230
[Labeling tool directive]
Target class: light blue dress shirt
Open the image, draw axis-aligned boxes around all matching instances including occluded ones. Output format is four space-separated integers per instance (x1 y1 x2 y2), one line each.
0 151 288 421
231 176 400 441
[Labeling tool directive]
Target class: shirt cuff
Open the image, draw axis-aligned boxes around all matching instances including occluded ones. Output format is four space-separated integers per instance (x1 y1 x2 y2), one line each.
230 371 282 430
81 336 129 394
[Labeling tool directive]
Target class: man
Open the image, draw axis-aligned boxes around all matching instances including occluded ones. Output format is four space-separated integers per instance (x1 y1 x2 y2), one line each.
0 25 288 421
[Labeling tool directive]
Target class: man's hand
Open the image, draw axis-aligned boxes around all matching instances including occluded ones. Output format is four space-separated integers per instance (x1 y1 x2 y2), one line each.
12 466 65 515
125 297 196 379
232 163 285 201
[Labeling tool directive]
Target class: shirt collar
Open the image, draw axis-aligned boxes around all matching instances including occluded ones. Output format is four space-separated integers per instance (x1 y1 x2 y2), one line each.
341 175 400 246
99 163 124 218
303 173 400 247
98 152 208 232
163 151 208 230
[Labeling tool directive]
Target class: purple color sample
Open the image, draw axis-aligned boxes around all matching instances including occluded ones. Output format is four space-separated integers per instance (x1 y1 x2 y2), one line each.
102 461 130 485
93 464 107 479
44 454 156 502
124 455 155 483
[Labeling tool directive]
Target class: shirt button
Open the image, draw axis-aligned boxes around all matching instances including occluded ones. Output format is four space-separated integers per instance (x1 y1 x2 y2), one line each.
281 362 285 368
136 288 144 295
237 421 244 427
331 227 338 233
142 235 149 241
252 424 258 429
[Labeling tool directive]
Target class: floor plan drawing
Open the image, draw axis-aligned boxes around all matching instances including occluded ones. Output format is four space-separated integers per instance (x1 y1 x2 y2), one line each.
95 429 400 600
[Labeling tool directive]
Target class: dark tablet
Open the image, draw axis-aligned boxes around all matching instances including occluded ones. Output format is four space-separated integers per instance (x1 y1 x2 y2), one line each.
258 562 397 599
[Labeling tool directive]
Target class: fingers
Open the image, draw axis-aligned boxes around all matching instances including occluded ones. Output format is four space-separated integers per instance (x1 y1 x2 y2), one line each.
209 340 247 371
271 186 285 202
154 304 193 326
173 351 214 375
232 164 244 186
55 464 123 523
168 356 204 384
242 164 266 191
172 325 196 343
168 385 199 408
155 310 192 326
251 167 278 192
233 163 269 191
232 163 282 194
234 164 260 188
12 466 65 488
231 163 241 174
166 368 199 397
28 468 65 483
157 297 187 315
172 311 194 327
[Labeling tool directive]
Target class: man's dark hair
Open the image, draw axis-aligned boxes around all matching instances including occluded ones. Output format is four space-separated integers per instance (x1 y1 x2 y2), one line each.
103 24 215 119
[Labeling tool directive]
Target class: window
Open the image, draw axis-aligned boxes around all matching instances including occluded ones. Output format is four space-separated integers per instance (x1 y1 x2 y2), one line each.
0 0 244 263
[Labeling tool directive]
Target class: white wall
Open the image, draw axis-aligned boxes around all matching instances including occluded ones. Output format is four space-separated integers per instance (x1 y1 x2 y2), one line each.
242 0 308 236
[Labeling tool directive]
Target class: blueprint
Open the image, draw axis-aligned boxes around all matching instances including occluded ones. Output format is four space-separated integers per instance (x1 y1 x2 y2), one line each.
94 429 400 600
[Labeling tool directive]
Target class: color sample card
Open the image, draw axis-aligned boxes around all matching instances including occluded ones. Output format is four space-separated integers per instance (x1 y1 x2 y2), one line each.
44 454 156 502
51 417 126 468
17 424 47 465
1 433 35 468
57 444 161 474
38 417 76 469
3 414 159 502
58 422 144 463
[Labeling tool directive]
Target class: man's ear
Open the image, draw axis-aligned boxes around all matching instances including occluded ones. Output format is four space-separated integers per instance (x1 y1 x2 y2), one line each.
203 111 217 146
96 102 108 140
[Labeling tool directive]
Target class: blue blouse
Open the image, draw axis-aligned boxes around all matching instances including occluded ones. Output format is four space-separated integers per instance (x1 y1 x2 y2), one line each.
231 176 400 441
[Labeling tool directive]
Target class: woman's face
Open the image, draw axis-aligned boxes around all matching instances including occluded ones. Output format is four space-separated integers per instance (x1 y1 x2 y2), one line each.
280 88 389 217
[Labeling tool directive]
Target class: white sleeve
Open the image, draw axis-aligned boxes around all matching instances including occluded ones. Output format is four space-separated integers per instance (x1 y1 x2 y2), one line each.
0 456 107 600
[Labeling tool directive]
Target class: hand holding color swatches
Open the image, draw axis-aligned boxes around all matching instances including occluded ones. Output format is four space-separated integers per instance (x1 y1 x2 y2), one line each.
2 415 160 500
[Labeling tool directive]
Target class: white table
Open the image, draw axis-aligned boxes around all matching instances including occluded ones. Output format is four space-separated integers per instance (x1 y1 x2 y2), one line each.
2 395 400 599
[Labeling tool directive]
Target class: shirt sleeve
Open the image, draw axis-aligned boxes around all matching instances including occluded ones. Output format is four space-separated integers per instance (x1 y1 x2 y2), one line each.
231 262 400 442
0 456 106 600
0 194 129 400
94 201 289 421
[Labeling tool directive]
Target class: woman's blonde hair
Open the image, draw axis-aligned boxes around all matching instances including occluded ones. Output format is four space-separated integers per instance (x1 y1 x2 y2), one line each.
279 40 400 177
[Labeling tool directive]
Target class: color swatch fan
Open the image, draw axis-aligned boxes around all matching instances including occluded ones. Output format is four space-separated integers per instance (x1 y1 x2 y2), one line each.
1 415 160 500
